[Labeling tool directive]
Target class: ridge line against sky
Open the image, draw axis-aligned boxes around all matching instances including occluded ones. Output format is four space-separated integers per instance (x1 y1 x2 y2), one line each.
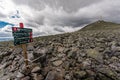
0 0 120 39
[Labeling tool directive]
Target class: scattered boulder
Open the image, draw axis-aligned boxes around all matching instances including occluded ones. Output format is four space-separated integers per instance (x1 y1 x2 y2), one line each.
52 60 63 67
74 71 87 79
45 71 56 80
1 27 120 80
16 72 24 78
31 66 41 73
32 74 43 80
21 76 30 80
86 49 103 63
97 67 118 80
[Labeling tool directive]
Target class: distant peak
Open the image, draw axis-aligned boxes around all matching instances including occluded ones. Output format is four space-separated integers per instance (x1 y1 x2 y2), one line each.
80 20 120 31
95 20 106 23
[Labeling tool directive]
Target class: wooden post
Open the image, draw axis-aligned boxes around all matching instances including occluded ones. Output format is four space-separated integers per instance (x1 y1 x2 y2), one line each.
21 44 29 69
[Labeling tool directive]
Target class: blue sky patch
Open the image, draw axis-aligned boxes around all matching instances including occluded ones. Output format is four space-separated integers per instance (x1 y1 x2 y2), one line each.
0 21 14 28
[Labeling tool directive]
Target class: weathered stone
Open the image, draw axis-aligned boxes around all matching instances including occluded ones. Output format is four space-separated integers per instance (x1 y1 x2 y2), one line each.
79 52 87 57
32 52 46 63
86 49 103 63
3 61 12 69
57 53 65 58
82 59 91 69
21 65 31 75
32 73 43 80
98 47 105 52
27 51 34 60
16 72 24 78
45 70 63 80
0 52 10 58
77 57 83 63
97 73 112 80
67 51 77 59
86 70 95 76
62 61 70 70
109 63 120 72
27 45 34 51
13 48 22 54
57 47 64 53
74 71 87 79
0 63 7 70
34 48 48 54
45 71 56 80
21 76 30 80
84 77 95 80
52 60 63 67
50 57 59 62
42 67 52 76
97 67 118 80
65 74 71 80
31 66 41 73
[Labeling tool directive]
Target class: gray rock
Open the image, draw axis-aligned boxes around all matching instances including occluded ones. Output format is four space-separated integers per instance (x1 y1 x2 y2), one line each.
84 77 95 80
21 76 30 80
34 48 48 54
0 63 7 70
20 65 31 75
97 73 112 80
57 47 64 53
31 66 41 73
65 74 71 80
0 52 10 58
62 61 70 70
27 45 34 51
50 57 59 62
13 48 22 54
27 51 34 60
52 60 63 67
86 49 103 63
67 51 77 59
45 71 56 80
77 57 82 63
45 71 63 80
33 52 46 63
57 53 65 58
16 72 24 78
74 71 87 79
2 61 12 69
82 59 91 69
32 74 43 80
97 67 118 80
79 52 87 57
109 63 120 72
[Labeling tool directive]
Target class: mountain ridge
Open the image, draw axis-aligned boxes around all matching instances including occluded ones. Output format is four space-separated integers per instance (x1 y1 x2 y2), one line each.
80 20 120 31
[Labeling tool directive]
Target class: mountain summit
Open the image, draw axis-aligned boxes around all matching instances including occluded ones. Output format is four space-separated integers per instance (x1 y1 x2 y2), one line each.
81 20 120 31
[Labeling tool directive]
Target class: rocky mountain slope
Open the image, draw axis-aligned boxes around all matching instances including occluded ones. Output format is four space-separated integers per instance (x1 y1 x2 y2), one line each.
81 20 120 30
0 20 120 80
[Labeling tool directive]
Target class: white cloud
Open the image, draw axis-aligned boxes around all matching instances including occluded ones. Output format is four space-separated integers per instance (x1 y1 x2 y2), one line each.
0 0 120 38
0 25 13 37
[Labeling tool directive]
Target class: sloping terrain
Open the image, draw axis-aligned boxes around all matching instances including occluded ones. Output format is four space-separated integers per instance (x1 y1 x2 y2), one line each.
81 20 120 30
0 20 120 80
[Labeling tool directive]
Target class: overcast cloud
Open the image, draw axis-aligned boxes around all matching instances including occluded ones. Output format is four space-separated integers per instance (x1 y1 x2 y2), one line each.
0 0 120 38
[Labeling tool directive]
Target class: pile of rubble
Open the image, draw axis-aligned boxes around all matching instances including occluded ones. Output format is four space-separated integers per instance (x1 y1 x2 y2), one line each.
0 30 120 80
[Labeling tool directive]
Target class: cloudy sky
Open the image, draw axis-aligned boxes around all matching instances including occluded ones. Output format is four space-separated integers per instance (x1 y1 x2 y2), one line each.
0 0 120 39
